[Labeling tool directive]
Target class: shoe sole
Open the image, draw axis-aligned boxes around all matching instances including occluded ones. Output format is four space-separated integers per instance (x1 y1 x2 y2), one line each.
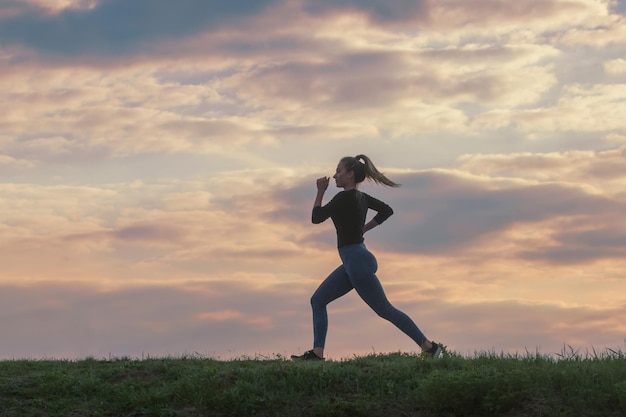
432 345 442 358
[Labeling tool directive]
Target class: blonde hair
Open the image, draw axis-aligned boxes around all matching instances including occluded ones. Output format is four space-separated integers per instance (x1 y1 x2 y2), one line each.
340 154 400 187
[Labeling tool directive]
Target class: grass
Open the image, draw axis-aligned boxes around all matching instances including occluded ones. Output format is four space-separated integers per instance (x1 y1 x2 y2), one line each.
1 347 626 417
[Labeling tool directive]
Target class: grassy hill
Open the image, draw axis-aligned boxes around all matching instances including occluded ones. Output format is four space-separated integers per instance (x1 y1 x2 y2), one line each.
1 348 626 416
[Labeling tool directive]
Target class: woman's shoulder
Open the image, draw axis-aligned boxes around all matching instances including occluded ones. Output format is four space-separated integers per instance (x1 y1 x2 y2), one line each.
355 190 374 199
338 189 365 198
330 189 361 203
334 189 353 197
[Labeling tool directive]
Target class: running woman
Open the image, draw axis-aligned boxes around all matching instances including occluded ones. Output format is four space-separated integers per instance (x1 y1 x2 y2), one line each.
291 155 441 361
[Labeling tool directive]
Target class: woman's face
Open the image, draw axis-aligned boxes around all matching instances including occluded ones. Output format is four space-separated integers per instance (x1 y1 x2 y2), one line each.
333 161 354 188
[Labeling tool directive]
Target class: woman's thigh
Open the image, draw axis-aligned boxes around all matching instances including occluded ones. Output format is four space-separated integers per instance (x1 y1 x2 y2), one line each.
311 265 353 305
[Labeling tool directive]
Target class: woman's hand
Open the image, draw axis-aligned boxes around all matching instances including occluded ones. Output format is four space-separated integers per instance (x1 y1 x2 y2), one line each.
316 176 330 192
363 219 379 234
314 177 329 208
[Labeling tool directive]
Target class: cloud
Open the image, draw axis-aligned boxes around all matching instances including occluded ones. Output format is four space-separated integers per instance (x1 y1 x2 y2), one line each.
0 0 279 56
607 132 626 142
426 0 613 32
233 46 558 111
1 166 626 359
0 153 35 168
302 0 428 23
0 0 425 58
1 281 624 359
0 280 310 359
0 0 618 167
555 10 626 47
3 0 618 61
356 170 622 255
458 147 626 187
68 224 184 244
519 236 626 263
1 0 626 362
473 84 626 136
0 174 329 286
2 157 625 291
2 0 98 15
604 58 626 74
432 299 626 355
0 64 275 162
269 163 626 267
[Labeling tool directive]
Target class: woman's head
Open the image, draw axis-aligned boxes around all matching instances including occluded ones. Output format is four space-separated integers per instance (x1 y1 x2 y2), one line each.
335 155 400 188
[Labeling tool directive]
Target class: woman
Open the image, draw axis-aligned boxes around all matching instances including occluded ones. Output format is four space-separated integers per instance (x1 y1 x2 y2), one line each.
291 155 441 360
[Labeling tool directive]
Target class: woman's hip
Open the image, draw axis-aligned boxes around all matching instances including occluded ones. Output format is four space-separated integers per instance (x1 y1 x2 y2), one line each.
338 243 378 274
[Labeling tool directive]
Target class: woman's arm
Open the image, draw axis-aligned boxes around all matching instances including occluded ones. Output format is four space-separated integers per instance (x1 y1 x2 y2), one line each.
363 194 393 233
363 219 379 234
312 176 331 224
314 176 329 207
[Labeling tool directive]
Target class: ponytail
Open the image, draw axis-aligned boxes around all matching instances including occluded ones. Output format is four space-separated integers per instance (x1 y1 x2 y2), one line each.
341 154 400 187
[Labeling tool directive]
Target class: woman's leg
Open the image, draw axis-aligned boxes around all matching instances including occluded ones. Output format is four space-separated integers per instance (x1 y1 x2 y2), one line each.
310 265 354 355
354 272 429 347
345 247 429 348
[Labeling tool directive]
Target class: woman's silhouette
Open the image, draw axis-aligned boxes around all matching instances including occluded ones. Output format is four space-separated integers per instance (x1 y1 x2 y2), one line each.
292 155 441 360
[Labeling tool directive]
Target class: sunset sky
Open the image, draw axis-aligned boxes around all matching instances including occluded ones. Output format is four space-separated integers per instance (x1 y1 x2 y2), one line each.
1 0 626 360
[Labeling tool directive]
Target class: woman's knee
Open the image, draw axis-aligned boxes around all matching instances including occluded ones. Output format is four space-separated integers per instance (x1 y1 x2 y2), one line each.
310 293 324 309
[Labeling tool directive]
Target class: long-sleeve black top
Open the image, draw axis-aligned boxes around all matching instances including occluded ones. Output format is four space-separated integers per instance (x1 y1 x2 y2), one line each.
312 189 393 248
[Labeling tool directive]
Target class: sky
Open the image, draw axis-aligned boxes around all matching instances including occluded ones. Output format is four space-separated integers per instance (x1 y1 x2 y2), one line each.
1 0 625 360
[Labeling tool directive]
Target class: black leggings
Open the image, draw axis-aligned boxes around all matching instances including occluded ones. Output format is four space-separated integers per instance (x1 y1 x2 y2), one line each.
310 243 427 348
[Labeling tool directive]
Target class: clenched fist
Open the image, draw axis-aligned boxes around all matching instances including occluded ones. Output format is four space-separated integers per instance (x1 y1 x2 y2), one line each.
316 176 330 192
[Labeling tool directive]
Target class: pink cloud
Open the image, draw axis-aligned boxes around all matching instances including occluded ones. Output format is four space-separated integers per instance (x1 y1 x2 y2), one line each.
1 281 623 360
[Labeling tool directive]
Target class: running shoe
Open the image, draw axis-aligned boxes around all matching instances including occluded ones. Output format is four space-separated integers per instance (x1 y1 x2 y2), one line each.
290 349 324 361
424 342 442 358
